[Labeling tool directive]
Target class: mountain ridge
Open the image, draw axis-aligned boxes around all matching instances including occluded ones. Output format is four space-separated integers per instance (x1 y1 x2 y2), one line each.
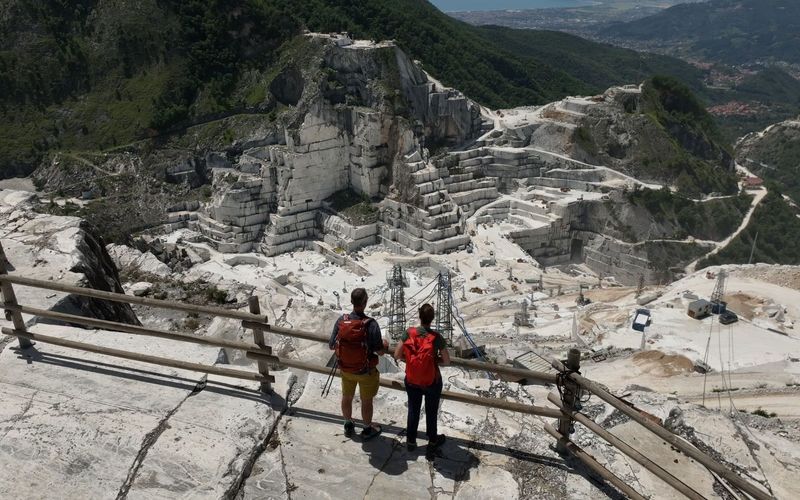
0 0 705 179
602 0 800 66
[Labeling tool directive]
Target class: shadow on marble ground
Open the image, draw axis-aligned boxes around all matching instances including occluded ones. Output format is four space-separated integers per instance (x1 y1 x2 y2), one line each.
8 348 625 497
287 406 570 478
286 407 624 498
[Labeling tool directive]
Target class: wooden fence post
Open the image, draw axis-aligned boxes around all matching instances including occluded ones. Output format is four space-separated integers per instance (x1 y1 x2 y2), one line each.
547 393 706 499
248 296 272 394
556 347 581 453
544 423 646 500
0 240 33 349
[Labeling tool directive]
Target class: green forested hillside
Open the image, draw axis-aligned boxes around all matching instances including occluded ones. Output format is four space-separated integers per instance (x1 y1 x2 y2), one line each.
628 187 752 241
603 0 800 65
734 68 800 106
698 190 800 268
477 27 704 94
295 0 591 106
642 76 732 167
599 1 800 141
711 67 800 140
0 0 707 179
737 120 800 203
575 76 737 196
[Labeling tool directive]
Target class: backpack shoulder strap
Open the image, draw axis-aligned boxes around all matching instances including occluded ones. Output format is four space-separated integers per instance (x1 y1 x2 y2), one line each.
335 315 354 345
425 330 438 344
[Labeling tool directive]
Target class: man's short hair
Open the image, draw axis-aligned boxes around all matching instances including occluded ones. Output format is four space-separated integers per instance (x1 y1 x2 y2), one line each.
351 288 368 307
419 303 435 325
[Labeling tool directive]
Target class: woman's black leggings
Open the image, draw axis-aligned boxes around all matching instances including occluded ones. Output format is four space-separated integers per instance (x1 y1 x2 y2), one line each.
405 377 443 442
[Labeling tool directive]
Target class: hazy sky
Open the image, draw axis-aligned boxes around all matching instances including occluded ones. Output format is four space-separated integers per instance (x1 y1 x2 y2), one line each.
430 0 595 12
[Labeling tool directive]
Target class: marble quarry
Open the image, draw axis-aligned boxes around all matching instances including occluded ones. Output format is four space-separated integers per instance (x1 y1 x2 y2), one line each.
150 37 698 285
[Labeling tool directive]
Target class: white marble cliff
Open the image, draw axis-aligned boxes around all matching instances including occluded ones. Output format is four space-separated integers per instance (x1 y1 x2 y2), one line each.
147 37 726 285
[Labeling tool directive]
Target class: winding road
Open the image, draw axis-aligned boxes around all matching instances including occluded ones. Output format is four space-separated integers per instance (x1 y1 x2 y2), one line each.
685 164 768 273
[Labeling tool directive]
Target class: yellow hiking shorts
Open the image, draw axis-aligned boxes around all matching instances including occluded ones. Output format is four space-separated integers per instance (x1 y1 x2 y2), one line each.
341 368 379 399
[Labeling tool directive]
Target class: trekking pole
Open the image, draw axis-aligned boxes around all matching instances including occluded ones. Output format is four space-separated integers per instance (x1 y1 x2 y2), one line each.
322 358 338 398
322 361 334 397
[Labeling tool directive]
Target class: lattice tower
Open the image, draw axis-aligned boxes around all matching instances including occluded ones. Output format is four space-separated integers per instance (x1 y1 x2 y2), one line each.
386 265 406 342
435 271 454 345
710 270 727 306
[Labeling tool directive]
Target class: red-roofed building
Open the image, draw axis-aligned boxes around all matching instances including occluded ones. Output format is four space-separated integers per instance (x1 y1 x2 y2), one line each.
744 176 764 189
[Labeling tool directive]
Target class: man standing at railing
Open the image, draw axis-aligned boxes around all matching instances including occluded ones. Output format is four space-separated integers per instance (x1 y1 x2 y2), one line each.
329 288 389 440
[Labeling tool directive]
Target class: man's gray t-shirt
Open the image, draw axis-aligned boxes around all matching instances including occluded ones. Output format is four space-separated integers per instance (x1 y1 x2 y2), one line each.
329 311 383 354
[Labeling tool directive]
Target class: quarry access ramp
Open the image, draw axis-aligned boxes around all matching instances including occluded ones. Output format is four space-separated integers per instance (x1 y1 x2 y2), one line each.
0 240 775 500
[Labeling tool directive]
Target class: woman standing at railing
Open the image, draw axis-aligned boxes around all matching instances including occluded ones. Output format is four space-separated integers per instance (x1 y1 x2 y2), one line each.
393 303 450 452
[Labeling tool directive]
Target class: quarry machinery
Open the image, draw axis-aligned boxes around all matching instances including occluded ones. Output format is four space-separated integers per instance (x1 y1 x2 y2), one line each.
386 265 407 341
710 270 728 314
576 284 591 306
435 271 454 344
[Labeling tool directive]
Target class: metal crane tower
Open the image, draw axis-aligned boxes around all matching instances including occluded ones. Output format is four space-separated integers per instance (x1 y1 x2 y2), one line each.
710 270 727 313
635 274 645 298
435 271 454 345
386 265 407 341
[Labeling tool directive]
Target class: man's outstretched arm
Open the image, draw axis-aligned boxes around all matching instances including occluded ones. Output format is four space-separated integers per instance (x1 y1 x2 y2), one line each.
328 318 341 350
369 322 388 355
393 341 404 361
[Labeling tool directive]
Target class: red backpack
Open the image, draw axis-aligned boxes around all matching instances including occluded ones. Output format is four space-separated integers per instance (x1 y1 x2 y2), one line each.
335 315 373 374
403 327 439 386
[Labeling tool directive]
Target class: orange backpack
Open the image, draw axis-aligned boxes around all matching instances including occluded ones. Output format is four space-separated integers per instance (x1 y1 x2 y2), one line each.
403 327 439 386
335 315 372 374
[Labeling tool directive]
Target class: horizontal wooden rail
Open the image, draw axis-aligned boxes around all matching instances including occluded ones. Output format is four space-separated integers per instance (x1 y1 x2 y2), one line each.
0 274 557 384
0 325 558 419
1 327 275 383
243 319 558 384
556 368 774 500
452 356 557 384
241 319 330 344
9 304 271 355
0 274 259 322
548 393 705 500
245 351 561 419
543 423 645 500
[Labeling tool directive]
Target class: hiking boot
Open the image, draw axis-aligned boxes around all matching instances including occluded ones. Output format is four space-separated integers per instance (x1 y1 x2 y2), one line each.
344 420 355 437
428 434 446 448
406 441 418 452
360 424 383 441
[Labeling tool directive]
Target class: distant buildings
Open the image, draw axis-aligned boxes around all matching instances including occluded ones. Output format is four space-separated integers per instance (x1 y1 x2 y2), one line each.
687 299 712 320
744 176 764 190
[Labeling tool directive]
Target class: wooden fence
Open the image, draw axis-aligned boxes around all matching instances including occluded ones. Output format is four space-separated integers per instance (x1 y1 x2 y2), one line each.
0 240 773 500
